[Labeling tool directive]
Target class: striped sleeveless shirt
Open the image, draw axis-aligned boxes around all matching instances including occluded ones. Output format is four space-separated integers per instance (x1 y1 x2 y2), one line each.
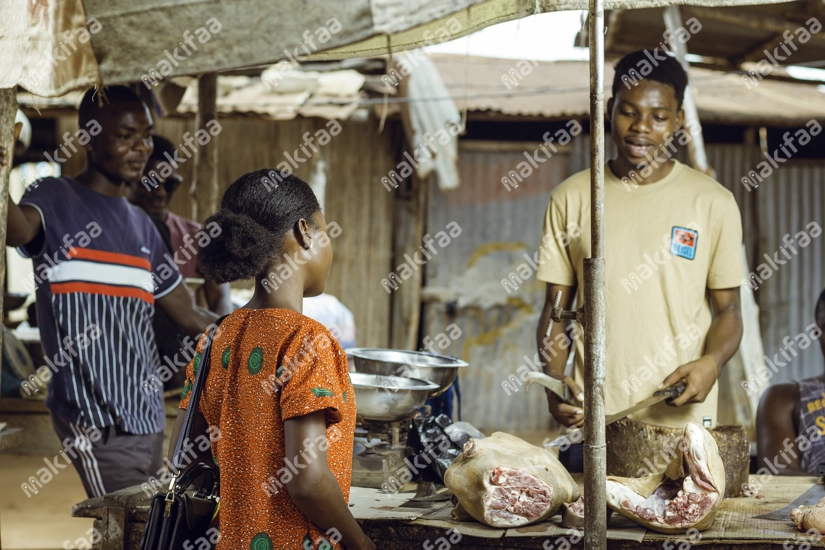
797 376 825 473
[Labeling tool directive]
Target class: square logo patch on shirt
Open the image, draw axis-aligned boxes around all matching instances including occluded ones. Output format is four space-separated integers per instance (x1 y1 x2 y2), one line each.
670 227 698 260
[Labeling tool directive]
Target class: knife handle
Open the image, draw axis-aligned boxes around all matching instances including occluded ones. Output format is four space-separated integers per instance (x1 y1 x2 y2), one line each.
653 382 686 398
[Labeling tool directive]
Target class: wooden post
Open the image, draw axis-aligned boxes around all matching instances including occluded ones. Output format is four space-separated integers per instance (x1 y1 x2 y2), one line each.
663 6 711 176
389 173 427 350
0 89 16 378
191 73 218 223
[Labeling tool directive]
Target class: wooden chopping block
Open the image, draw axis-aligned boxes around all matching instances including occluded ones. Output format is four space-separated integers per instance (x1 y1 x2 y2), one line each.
605 419 749 498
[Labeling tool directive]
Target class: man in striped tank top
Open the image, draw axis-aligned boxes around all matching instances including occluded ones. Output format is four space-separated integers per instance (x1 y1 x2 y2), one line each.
4 86 218 497
757 289 825 475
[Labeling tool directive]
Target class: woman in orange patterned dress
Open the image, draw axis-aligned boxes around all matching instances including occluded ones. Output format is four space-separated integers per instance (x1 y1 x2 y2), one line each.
169 169 375 550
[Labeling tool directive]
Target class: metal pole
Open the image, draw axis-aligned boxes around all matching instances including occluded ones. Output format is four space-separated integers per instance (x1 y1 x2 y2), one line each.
584 0 607 547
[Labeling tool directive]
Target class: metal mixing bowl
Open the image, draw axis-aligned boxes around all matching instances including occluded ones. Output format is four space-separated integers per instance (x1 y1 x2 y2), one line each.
347 348 468 397
349 373 439 422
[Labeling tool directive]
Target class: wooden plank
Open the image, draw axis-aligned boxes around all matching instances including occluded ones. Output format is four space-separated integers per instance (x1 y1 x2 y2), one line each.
192 73 218 223
0 88 16 387
389 173 427 350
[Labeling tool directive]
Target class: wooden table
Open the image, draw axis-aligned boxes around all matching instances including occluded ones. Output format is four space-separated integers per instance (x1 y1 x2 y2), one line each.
72 475 825 549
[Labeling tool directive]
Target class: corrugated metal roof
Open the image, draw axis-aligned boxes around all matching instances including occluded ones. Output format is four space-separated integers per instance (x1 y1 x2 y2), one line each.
430 54 825 125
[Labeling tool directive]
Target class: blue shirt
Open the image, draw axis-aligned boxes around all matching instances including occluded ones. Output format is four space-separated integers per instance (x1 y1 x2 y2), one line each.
19 177 181 434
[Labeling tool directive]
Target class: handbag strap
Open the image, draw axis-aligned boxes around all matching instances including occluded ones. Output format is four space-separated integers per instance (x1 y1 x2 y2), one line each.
172 317 226 471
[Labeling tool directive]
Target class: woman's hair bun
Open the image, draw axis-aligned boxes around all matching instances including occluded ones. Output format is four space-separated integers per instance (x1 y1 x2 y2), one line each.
196 209 279 284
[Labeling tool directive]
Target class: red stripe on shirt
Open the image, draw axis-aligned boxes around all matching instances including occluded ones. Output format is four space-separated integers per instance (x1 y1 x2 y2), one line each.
51 282 155 304
66 247 152 270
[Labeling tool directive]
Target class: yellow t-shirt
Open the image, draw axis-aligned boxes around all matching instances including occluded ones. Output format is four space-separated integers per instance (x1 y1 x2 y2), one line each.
536 160 743 428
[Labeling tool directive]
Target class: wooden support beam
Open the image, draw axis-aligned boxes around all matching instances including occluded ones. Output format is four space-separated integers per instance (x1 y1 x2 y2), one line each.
191 73 218 223
685 6 825 43
0 89 16 375
733 32 788 65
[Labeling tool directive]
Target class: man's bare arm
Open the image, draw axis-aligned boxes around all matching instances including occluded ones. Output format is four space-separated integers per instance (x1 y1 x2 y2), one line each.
537 283 584 427
663 287 743 406
157 282 219 337
757 383 807 475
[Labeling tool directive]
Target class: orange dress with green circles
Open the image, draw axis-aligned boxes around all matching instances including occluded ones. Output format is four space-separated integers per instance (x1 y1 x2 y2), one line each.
179 308 356 550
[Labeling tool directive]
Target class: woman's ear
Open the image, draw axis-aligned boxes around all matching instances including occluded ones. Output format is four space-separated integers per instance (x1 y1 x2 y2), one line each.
296 218 312 250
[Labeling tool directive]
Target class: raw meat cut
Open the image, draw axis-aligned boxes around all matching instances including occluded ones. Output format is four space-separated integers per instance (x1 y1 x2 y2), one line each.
792 496 825 533
444 432 580 527
606 423 725 533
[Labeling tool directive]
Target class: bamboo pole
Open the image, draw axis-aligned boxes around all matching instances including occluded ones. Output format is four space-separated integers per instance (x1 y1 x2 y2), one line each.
0 89 16 369
584 0 607 546
192 73 219 223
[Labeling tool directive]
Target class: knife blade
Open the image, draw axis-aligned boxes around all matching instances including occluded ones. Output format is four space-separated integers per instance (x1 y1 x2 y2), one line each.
545 383 686 448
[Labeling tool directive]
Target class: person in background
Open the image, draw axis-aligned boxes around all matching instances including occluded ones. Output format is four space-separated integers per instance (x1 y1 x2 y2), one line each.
3 86 218 497
171 169 374 550
128 136 233 389
127 135 232 315
303 293 356 350
536 50 744 471
757 289 825 475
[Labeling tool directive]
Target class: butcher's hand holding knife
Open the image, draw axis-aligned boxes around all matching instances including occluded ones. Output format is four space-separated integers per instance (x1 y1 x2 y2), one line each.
537 282 743 428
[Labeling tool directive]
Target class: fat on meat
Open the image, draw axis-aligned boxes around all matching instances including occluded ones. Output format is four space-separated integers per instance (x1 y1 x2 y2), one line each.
444 432 580 528
606 423 725 534
792 496 825 533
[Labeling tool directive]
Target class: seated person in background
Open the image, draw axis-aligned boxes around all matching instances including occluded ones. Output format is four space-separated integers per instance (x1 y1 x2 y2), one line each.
757 289 825 475
128 136 233 388
128 135 232 315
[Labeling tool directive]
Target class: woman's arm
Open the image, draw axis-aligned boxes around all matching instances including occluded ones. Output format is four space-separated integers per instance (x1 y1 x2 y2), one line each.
284 410 374 550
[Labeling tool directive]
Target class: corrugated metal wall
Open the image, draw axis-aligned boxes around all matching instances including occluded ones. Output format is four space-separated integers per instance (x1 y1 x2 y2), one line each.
422 144 569 434
51 113 400 349
424 135 824 434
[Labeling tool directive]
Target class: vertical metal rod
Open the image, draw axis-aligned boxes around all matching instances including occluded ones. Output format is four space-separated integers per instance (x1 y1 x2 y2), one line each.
584 0 607 547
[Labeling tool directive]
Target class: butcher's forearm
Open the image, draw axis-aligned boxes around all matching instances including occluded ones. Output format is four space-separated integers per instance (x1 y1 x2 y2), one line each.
704 306 742 375
537 313 570 378
6 197 37 247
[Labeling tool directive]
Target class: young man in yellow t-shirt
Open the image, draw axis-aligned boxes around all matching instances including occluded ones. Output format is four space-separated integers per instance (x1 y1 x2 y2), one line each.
536 50 744 448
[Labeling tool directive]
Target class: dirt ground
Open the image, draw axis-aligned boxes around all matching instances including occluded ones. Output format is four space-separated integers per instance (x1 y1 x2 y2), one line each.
1 454 95 550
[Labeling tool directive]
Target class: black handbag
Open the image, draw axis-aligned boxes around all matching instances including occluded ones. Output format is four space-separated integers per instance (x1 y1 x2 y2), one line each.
141 320 224 550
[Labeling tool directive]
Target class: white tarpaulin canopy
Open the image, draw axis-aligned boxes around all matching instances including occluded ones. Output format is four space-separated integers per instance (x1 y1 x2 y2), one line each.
1 0 790 97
